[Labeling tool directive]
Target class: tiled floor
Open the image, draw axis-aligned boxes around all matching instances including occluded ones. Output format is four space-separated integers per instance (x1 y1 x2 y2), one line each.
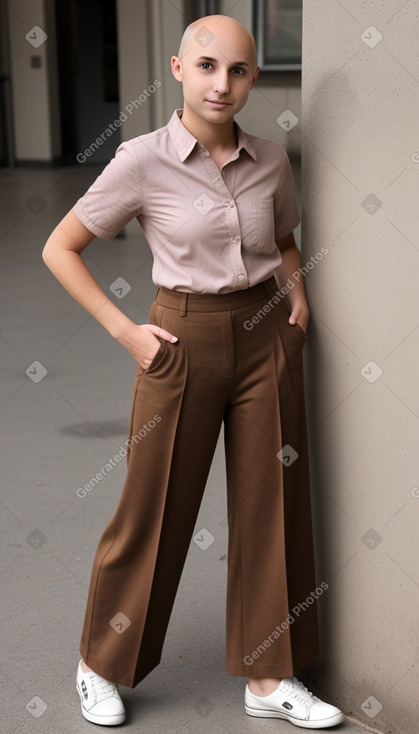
0 164 371 732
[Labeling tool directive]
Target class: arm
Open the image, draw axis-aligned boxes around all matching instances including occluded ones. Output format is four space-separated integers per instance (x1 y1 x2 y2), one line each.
274 231 309 333
42 209 177 368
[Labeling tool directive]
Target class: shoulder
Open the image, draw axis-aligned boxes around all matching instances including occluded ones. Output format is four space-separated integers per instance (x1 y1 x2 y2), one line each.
245 132 290 164
117 123 171 162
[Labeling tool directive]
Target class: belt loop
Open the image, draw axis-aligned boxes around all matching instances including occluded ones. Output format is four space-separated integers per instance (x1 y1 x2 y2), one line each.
179 292 188 317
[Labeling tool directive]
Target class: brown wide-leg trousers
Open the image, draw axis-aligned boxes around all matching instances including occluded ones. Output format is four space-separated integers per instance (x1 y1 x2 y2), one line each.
80 276 319 688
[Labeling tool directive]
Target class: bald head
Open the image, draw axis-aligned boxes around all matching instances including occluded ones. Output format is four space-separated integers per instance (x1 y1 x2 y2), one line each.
178 15 258 71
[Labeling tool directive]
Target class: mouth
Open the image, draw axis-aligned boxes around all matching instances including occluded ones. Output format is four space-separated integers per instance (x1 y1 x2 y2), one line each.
205 100 232 109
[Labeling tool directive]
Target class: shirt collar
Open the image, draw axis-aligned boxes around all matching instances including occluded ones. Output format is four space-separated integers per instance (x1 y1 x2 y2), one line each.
167 108 257 163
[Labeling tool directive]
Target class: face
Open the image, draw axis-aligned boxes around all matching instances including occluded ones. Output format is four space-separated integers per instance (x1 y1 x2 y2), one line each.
171 25 259 124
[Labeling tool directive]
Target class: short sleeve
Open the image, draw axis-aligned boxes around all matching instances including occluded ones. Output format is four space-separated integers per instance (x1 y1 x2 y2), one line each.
273 151 301 239
72 141 143 240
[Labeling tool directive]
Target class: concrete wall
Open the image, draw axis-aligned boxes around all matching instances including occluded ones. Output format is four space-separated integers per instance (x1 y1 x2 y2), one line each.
7 0 61 161
301 2 419 733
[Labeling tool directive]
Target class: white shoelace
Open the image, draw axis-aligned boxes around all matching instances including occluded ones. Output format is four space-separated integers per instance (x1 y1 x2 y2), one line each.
89 674 118 699
98 681 118 696
280 677 315 709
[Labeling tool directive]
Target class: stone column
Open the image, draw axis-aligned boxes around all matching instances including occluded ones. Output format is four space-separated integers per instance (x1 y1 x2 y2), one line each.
301 3 419 733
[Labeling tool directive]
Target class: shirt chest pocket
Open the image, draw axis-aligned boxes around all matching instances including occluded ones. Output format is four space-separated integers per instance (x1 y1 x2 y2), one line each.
241 199 276 255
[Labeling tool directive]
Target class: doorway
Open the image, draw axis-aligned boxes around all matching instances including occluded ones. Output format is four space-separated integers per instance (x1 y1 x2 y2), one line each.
55 0 120 164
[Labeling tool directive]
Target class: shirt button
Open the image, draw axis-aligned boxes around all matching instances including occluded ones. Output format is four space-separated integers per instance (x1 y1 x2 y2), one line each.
231 235 240 243
229 200 234 207
238 273 246 281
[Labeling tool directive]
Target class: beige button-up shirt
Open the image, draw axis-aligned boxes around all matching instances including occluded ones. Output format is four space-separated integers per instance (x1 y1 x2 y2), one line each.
73 109 300 294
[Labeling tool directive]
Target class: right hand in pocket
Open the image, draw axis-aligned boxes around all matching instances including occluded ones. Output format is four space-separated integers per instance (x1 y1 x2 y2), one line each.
117 322 178 370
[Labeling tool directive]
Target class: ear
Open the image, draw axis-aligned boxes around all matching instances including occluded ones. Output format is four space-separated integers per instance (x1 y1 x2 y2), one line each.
171 55 183 82
250 66 260 89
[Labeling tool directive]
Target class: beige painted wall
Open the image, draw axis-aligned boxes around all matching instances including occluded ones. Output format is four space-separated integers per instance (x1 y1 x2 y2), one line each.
301 2 419 733
8 0 61 161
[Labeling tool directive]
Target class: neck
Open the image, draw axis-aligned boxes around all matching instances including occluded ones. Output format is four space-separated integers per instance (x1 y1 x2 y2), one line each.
179 105 237 152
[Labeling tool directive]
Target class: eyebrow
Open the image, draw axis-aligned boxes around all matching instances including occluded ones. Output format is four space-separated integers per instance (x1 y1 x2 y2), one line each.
197 56 249 67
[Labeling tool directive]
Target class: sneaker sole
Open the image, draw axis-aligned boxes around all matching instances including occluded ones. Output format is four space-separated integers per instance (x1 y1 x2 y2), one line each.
76 683 126 726
245 704 344 729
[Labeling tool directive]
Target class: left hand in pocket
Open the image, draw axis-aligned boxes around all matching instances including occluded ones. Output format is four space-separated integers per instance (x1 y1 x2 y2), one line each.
288 302 309 334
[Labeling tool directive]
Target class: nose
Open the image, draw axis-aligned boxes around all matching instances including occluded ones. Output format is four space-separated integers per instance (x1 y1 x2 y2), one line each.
213 68 230 95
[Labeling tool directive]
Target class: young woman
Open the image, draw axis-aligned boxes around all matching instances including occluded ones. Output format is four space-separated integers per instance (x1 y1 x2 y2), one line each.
43 14 343 729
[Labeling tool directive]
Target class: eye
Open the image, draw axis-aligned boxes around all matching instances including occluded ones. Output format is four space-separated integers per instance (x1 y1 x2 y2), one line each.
199 62 214 70
232 67 246 75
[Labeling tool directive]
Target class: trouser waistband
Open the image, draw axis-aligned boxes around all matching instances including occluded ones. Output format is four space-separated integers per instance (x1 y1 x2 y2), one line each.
155 276 278 315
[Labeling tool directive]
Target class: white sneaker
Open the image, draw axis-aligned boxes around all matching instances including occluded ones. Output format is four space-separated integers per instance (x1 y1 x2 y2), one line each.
245 677 344 729
76 660 125 726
